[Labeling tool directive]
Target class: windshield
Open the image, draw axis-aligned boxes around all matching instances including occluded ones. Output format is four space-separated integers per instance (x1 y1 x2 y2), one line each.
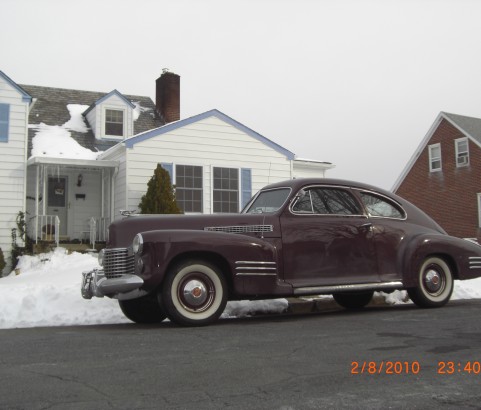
243 188 291 214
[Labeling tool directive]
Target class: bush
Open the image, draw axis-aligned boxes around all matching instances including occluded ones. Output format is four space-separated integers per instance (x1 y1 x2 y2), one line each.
139 164 182 214
0 247 5 274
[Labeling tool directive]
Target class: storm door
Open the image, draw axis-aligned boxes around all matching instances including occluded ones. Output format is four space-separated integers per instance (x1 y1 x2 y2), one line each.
47 176 68 236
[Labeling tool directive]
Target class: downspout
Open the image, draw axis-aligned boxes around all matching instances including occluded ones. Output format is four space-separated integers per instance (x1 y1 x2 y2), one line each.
35 165 39 242
110 166 119 223
101 169 105 218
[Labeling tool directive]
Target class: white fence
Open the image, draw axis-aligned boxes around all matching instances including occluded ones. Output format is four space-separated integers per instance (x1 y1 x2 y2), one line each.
31 215 60 247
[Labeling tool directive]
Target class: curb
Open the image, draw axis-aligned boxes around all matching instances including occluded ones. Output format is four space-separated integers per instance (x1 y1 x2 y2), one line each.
286 294 391 314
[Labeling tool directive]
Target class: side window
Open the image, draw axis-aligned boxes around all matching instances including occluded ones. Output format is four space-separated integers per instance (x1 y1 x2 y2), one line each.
360 192 405 219
0 103 10 143
105 109 124 137
292 187 362 215
428 143 442 172
455 138 469 167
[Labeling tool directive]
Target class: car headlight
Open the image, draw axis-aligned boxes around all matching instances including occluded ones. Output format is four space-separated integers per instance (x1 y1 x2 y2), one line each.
132 234 143 254
98 249 105 266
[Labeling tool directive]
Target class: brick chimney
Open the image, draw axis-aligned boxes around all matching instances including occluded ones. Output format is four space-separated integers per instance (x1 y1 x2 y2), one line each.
156 69 180 124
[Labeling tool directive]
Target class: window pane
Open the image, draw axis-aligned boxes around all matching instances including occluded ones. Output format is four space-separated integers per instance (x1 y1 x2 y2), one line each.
308 188 361 215
360 192 404 218
213 167 239 213
175 165 203 213
105 109 123 136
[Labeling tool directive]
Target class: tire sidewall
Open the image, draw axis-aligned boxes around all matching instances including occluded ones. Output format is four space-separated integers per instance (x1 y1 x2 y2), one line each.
162 260 227 326
415 257 453 306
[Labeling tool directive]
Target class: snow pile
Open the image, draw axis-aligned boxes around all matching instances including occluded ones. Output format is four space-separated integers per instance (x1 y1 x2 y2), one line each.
0 248 480 330
30 103 100 160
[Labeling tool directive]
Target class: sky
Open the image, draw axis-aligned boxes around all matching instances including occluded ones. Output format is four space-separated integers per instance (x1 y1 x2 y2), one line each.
1 247 480 329
2 0 481 189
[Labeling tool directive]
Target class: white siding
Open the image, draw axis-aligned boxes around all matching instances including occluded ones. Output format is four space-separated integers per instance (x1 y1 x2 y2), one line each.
0 76 29 273
125 116 293 214
102 145 127 221
292 160 331 179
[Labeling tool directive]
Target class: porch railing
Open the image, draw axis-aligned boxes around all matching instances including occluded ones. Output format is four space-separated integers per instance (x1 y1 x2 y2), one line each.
30 215 60 247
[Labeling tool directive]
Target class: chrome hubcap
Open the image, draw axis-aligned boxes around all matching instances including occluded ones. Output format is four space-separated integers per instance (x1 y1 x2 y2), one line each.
424 268 443 293
182 279 208 307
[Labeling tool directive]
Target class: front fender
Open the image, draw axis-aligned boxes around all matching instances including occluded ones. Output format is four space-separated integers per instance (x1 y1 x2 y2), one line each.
402 233 481 287
137 229 284 295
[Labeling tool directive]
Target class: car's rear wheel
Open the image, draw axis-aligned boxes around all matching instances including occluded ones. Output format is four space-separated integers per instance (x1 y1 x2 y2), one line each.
161 259 227 326
119 293 167 323
333 291 374 309
407 256 453 308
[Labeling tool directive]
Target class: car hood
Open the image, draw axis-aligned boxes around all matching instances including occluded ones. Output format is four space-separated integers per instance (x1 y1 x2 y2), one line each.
108 213 280 248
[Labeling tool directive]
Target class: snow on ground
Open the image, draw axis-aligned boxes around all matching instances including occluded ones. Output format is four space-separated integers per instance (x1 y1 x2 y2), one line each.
0 248 480 330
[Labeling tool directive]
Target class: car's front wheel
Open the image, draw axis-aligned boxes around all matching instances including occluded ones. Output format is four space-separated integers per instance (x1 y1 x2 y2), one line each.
119 293 167 323
161 259 227 326
333 291 374 309
407 256 453 308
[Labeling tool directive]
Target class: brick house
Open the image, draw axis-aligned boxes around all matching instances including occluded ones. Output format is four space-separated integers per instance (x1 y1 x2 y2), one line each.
393 111 481 239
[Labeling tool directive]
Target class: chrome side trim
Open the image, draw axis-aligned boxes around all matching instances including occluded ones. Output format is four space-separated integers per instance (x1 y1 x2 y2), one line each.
293 281 403 295
234 261 277 277
469 256 481 269
204 225 273 234
235 273 278 276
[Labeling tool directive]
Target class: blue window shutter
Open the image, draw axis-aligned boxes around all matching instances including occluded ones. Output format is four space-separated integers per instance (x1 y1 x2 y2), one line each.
0 104 10 143
161 162 173 182
241 168 252 208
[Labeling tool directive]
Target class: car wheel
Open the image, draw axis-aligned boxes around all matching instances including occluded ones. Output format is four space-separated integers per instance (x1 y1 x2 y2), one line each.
333 291 374 309
161 260 227 326
407 256 453 308
119 293 167 323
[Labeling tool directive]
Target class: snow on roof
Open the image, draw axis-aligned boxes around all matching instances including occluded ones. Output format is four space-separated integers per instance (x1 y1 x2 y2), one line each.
30 104 101 160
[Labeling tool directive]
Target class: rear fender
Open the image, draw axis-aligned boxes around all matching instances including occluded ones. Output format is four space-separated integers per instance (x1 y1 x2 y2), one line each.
402 234 481 287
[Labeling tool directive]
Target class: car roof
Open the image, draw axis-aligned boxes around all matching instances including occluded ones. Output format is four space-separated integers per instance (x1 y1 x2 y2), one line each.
262 178 388 195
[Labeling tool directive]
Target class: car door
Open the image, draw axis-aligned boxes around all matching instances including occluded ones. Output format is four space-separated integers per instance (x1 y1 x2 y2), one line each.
280 186 380 287
355 190 407 283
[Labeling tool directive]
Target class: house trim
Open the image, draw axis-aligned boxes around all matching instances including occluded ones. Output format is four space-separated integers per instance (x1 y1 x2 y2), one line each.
0 71 32 104
83 89 135 116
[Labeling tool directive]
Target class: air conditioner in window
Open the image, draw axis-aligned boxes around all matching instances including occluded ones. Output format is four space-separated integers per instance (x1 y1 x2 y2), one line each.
458 155 469 165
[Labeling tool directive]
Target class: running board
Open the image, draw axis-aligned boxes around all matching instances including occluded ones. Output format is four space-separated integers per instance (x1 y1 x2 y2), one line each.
293 281 403 296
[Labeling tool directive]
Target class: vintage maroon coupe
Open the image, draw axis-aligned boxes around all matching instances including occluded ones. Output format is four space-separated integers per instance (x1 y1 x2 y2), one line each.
82 178 481 326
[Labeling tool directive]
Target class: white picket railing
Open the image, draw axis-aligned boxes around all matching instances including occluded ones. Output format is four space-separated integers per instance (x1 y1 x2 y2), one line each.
32 215 60 246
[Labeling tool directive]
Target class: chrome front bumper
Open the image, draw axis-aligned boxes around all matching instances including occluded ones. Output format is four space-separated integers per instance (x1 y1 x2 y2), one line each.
81 269 144 299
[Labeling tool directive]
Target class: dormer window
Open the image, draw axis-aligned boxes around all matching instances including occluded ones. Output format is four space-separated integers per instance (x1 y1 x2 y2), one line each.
105 109 124 137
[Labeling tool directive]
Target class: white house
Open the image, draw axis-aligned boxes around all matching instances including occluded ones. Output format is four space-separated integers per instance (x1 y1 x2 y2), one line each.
0 70 334 274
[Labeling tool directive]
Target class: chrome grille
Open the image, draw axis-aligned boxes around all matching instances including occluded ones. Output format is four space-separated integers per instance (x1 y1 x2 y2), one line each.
204 225 273 234
103 248 134 278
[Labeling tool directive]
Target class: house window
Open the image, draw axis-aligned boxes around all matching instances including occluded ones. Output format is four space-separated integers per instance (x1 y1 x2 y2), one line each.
105 109 124 137
455 138 469 167
0 103 10 143
429 143 442 172
175 165 203 213
213 167 239 213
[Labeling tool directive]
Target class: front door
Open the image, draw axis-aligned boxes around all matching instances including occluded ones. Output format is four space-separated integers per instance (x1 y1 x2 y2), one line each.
47 176 68 236
281 186 379 287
